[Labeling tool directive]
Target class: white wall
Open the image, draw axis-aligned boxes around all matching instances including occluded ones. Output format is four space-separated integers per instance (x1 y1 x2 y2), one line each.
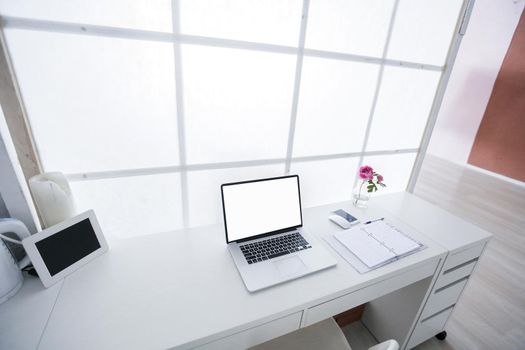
0 108 40 232
427 0 525 164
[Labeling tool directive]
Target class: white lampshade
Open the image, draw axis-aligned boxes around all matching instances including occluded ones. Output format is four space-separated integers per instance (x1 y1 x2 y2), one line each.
29 172 77 228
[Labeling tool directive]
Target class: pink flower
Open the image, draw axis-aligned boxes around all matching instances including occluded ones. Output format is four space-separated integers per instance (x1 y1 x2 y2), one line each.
377 174 384 183
359 165 374 181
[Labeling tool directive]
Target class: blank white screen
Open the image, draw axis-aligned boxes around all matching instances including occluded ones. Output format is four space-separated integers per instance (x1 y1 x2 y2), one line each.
222 176 302 242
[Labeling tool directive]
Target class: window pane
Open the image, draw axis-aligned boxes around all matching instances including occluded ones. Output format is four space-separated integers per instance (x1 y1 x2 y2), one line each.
70 174 183 240
293 57 378 157
0 0 172 32
187 165 285 228
387 0 463 65
306 0 395 57
366 67 441 151
5 29 179 173
290 158 359 208
361 153 417 194
183 45 295 164
179 0 303 46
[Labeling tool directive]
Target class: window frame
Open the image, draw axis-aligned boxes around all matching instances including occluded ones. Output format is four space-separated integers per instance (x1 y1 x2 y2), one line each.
0 0 473 231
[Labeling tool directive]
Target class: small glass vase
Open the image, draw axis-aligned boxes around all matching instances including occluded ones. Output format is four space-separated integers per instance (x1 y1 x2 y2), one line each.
352 183 371 208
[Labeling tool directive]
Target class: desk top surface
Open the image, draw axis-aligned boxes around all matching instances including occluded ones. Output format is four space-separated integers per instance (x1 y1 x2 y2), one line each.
0 192 491 350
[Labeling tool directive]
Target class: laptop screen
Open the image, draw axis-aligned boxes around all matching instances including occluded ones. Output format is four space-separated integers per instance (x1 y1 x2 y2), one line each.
221 175 303 243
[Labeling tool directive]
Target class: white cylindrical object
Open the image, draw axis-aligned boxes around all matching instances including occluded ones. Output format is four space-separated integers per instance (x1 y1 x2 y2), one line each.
29 172 77 228
0 219 31 305
0 239 23 305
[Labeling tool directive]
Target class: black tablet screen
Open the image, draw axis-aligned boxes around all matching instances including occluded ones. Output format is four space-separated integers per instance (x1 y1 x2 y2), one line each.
35 218 101 276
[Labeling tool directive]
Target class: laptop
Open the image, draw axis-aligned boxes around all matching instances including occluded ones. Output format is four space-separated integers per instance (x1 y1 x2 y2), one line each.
221 175 336 292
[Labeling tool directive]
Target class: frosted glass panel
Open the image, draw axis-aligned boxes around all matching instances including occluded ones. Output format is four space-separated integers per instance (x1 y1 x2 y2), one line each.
306 0 395 57
0 0 172 32
361 153 417 194
293 57 378 156
187 165 284 228
183 45 295 164
5 30 179 173
366 67 441 151
387 0 463 65
70 174 183 239
290 158 359 208
179 0 302 46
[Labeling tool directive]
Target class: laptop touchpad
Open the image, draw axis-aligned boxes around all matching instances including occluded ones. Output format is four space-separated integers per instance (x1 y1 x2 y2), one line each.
274 256 307 277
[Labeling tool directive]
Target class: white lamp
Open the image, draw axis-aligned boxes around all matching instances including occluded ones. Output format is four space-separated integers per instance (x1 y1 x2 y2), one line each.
29 172 77 228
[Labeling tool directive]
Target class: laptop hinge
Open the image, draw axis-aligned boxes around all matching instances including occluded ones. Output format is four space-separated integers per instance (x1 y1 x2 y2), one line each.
235 226 301 244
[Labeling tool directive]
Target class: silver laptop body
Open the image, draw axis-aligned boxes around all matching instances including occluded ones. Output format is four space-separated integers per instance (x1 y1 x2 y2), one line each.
221 175 336 292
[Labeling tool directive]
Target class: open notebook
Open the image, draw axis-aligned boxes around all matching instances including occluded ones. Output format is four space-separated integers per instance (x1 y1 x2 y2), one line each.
333 221 423 269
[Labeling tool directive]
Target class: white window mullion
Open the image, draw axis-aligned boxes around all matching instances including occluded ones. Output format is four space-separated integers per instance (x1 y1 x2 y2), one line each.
171 0 189 228
65 149 419 182
353 0 401 188
285 0 310 174
406 0 474 192
0 16 444 73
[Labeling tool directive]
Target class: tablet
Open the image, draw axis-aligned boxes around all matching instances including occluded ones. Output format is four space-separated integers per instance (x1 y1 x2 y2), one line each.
22 210 108 288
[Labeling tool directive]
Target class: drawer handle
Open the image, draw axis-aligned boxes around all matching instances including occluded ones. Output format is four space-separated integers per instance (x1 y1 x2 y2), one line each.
421 305 455 323
435 276 468 293
443 258 478 274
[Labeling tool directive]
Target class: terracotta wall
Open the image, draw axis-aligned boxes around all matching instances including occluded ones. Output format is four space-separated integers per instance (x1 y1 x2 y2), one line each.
468 10 525 182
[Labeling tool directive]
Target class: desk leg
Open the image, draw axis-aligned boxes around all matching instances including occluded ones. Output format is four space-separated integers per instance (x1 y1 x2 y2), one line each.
361 277 433 350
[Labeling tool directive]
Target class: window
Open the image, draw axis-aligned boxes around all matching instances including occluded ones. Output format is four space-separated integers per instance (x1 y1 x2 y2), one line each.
0 0 465 239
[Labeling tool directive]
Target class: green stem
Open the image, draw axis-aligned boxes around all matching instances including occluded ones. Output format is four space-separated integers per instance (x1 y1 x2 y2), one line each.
354 180 365 205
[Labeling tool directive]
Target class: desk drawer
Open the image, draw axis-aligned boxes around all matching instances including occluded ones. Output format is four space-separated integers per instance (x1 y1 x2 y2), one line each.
408 306 453 349
304 261 437 326
443 243 484 271
435 259 476 290
421 278 467 319
193 312 302 350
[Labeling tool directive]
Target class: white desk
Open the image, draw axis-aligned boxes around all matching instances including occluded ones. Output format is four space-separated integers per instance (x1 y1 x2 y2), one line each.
0 192 491 350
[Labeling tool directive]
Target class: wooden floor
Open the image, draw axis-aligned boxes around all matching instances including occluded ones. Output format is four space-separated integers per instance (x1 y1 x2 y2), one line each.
342 155 525 350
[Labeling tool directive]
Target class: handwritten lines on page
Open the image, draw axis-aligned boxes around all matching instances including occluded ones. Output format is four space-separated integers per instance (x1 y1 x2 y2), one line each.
363 221 420 255
333 221 422 268
334 228 394 268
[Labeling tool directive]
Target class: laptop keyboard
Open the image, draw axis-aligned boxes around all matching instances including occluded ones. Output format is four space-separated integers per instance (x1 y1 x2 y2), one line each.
240 232 312 264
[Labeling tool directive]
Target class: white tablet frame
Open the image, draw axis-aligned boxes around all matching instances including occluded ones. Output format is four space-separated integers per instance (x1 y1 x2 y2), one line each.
22 210 108 288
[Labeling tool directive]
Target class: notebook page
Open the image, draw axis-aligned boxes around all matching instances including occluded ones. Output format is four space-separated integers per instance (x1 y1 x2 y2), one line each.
362 221 420 255
334 228 396 268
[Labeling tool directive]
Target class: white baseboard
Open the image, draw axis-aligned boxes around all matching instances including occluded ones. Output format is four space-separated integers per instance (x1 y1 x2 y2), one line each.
464 163 525 188
426 154 525 188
